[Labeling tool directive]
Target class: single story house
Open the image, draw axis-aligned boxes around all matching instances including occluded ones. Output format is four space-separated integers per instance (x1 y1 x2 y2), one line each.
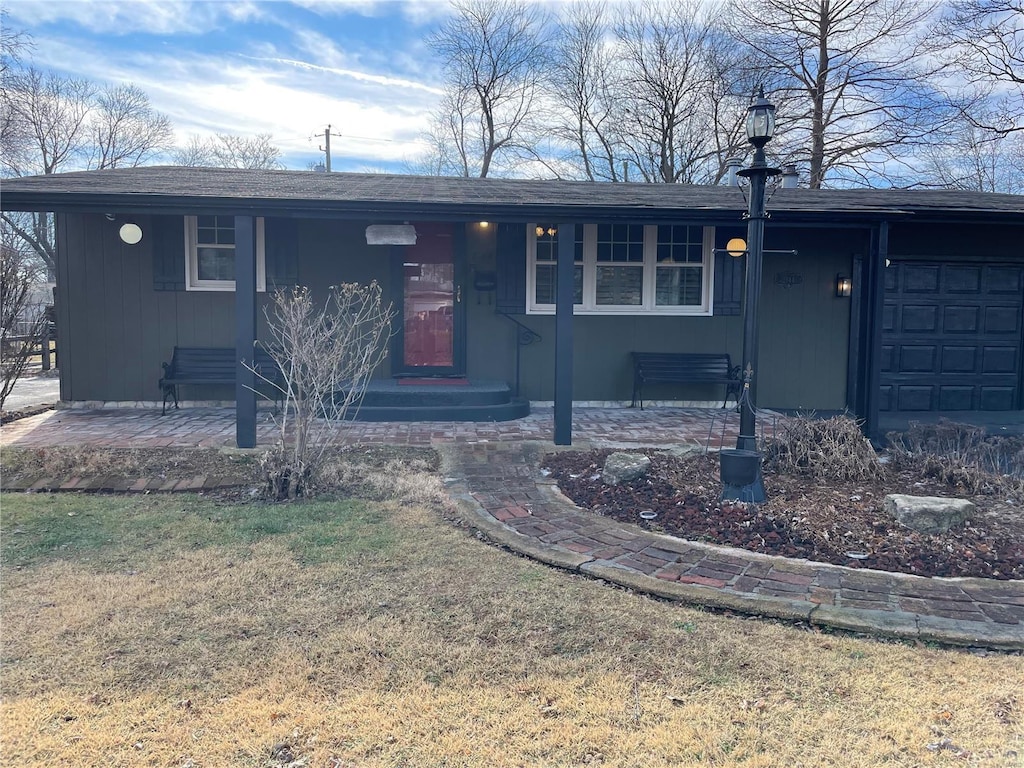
3 166 1022 447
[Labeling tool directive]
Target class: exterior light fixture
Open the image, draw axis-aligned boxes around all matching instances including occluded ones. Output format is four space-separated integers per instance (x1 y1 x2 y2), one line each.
479 221 490 228
727 84 781 504
726 237 747 257
836 274 852 297
366 224 417 245
745 88 776 148
118 222 143 245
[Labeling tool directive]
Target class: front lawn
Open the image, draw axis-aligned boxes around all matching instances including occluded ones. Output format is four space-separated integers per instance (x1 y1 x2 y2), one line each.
2 482 1021 767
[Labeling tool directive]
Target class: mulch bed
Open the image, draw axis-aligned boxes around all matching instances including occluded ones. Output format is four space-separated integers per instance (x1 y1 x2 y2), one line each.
542 449 1024 580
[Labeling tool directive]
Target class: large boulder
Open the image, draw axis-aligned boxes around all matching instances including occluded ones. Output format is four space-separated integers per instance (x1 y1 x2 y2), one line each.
883 494 975 534
602 452 651 486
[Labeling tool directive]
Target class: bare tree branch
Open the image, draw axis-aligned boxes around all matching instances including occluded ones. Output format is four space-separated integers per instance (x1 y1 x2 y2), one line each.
422 0 550 177
726 0 949 188
172 133 283 169
90 83 174 169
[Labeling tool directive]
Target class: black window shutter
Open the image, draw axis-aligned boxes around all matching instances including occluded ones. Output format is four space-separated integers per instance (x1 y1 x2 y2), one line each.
495 222 526 313
265 217 298 289
152 215 186 291
713 250 743 315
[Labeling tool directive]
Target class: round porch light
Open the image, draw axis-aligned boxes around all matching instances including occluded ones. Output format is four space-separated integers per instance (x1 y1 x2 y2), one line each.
726 237 747 257
119 223 143 245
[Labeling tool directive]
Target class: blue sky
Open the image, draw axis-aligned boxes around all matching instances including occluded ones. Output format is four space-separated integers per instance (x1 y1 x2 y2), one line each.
3 0 458 171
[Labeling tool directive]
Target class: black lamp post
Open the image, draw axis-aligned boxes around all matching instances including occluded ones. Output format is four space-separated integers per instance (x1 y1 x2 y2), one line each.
735 89 781 452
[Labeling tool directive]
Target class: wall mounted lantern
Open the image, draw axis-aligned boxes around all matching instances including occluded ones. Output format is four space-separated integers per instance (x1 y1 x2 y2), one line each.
836 274 852 297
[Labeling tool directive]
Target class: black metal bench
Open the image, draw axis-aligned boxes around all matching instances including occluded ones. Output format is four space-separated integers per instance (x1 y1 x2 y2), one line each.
159 346 283 415
631 352 742 409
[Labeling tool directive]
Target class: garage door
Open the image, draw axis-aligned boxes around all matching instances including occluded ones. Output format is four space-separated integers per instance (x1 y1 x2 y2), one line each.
880 262 1023 411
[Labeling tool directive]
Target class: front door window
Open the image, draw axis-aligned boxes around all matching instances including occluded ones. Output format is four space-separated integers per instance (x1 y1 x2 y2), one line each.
402 223 457 370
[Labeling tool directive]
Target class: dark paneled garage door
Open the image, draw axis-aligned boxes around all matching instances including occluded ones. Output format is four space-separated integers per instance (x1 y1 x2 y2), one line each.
881 262 1023 411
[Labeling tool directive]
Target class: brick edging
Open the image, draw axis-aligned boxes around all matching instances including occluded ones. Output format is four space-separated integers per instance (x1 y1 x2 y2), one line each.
438 442 1024 651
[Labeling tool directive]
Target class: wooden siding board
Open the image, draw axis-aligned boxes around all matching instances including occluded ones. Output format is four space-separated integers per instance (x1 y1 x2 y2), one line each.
120 217 145 400
101 219 127 400
54 215 74 401
80 215 109 400
135 216 166 400
757 232 852 410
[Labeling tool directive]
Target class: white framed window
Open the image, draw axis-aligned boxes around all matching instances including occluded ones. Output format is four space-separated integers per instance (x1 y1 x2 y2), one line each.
527 223 714 315
185 215 266 291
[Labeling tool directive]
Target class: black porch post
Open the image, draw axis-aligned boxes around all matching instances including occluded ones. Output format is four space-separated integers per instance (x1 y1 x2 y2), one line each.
235 215 258 449
554 222 575 445
863 220 888 440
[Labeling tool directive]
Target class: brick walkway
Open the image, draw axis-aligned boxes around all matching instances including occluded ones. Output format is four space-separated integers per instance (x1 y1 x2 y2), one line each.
3 406 1022 649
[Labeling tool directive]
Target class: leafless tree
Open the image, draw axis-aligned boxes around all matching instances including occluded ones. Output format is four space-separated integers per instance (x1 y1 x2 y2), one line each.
172 132 283 169
90 83 174 169
929 0 1023 135
256 283 394 500
424 0 550 177
916 120 1024 193
547 1 624 181
0 9 32 76
0 67 93 275
1 66 94 177
0 236 47 410
1 28 173 274
546 0 757 184
613 0 725 183
726 0 946 188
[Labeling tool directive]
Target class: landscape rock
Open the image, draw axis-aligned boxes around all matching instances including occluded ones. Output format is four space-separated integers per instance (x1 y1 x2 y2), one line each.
883 494 975 533
602 452 651 485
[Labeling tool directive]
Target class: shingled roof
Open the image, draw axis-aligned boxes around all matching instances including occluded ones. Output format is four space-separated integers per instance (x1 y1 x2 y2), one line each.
3 166 1022 224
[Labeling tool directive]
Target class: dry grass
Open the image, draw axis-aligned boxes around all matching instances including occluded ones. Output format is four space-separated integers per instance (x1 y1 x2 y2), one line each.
2 485 1022 767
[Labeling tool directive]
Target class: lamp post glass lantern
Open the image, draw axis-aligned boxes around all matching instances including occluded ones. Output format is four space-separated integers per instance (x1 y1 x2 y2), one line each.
726 87 780 503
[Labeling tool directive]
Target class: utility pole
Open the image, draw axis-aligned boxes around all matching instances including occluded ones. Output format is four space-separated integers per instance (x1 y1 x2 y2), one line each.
316 125 332 172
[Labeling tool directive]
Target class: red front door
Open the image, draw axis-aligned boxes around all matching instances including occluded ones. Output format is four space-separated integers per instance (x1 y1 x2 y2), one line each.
395 223 464 375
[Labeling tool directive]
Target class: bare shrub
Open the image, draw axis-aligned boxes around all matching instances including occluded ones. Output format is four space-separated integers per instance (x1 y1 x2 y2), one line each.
255 283 394 500
888 420 1024 497
0 243 47 409
763 413 882 481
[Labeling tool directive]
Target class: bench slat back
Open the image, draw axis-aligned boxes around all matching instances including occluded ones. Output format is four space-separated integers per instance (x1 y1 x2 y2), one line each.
168 347 280 379
633 352 732 381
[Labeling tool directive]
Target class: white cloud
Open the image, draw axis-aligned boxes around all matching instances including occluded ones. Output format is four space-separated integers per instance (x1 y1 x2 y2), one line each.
4 0 267 36
5 0 452 170
247 54 443 95
289 0 452 26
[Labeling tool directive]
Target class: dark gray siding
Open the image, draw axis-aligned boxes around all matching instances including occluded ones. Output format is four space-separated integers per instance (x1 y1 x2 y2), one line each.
58 214 396 401
468 225 855 410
